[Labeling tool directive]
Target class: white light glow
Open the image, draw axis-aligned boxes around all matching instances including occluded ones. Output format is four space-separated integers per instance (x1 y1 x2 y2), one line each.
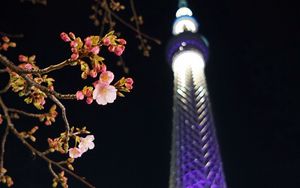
172 17 198 35
172 50 205 89
176 7 193 18
172 50 205 73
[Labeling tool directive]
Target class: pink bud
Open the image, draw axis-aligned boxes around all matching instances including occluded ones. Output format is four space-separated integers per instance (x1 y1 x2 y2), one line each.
94 63 101 73
24 63 33 70
117 38 127 45
108 45 115 52
71 53 79 60
90 46 100 55
40 98 46 106
84 37 92 48
69 32 76 39
85 88 92 97
48 85 54 91
125 78 134 90
102 37 111 46
18 55 28 62
60 32 71 42
114 45 125 56
2 36 9 43
89 69 97 78
86 97 93 104
45 120 51 126
1 43 9 51
70 41 78 48
100 64 107 73
71 47 78 53
76 91 84 100
0 114 3 125
93 80 99 87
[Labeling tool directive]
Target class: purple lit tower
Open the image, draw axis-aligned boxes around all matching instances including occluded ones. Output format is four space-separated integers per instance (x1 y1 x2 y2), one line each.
167 1 227 188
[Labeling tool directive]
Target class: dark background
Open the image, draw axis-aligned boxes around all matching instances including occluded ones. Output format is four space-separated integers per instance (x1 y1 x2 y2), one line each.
0 0 299 187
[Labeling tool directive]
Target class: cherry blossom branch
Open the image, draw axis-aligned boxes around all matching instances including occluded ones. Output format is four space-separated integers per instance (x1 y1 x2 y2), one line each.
0 53 76 100
0 96 95 188
0 125 9 178
0 32 24 39
0 77 10 94
100 1 161 45
0 54 75 75
8 108 42 118
49 95 70 133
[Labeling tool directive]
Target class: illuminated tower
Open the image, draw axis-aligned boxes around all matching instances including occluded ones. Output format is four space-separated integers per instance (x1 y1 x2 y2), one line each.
167 1 227 188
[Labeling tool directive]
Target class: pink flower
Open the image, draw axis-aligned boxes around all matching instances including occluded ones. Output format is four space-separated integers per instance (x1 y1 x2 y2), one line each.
60 32 71 42
78 135 95 152
69 147 83 158
125 78 134 90
90 46 100 55
100 71 114 84
18 55 28 62
93 82 117 105
114 45 125 56
117 38 127 45
76 91 84 100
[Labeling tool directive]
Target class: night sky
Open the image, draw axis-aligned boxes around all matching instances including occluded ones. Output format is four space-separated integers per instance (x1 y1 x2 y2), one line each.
0 0 299 188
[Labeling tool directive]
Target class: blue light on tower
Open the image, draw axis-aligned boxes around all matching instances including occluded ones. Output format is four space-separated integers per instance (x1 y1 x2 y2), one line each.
167 1 227 188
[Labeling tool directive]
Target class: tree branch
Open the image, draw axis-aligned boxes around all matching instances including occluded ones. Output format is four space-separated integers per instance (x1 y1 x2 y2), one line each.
0 53 76 100
0 96 95 188
101 2 161 45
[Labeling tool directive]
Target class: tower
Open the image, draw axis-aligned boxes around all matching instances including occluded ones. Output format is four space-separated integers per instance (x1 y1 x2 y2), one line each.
167 1 227 188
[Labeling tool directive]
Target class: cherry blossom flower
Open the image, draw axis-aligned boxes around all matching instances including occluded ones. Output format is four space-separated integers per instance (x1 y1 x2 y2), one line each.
100 71 114 84
69 147 83 159
78 135 95 152
93 82 117 105
76 91 84 100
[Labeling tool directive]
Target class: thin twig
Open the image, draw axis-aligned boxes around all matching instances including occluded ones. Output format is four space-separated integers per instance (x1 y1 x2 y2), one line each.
0 53 74 75
8 108 43 118
0 53 76 100
48 163 58 178
0 77 11 94
0 125 9 177
49 95 70 133
102 3 161 45
0 31 24 38
0 96 95 188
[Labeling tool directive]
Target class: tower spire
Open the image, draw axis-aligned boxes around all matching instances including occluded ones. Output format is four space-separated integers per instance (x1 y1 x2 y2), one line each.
167 2 227 188
178 0 188 8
